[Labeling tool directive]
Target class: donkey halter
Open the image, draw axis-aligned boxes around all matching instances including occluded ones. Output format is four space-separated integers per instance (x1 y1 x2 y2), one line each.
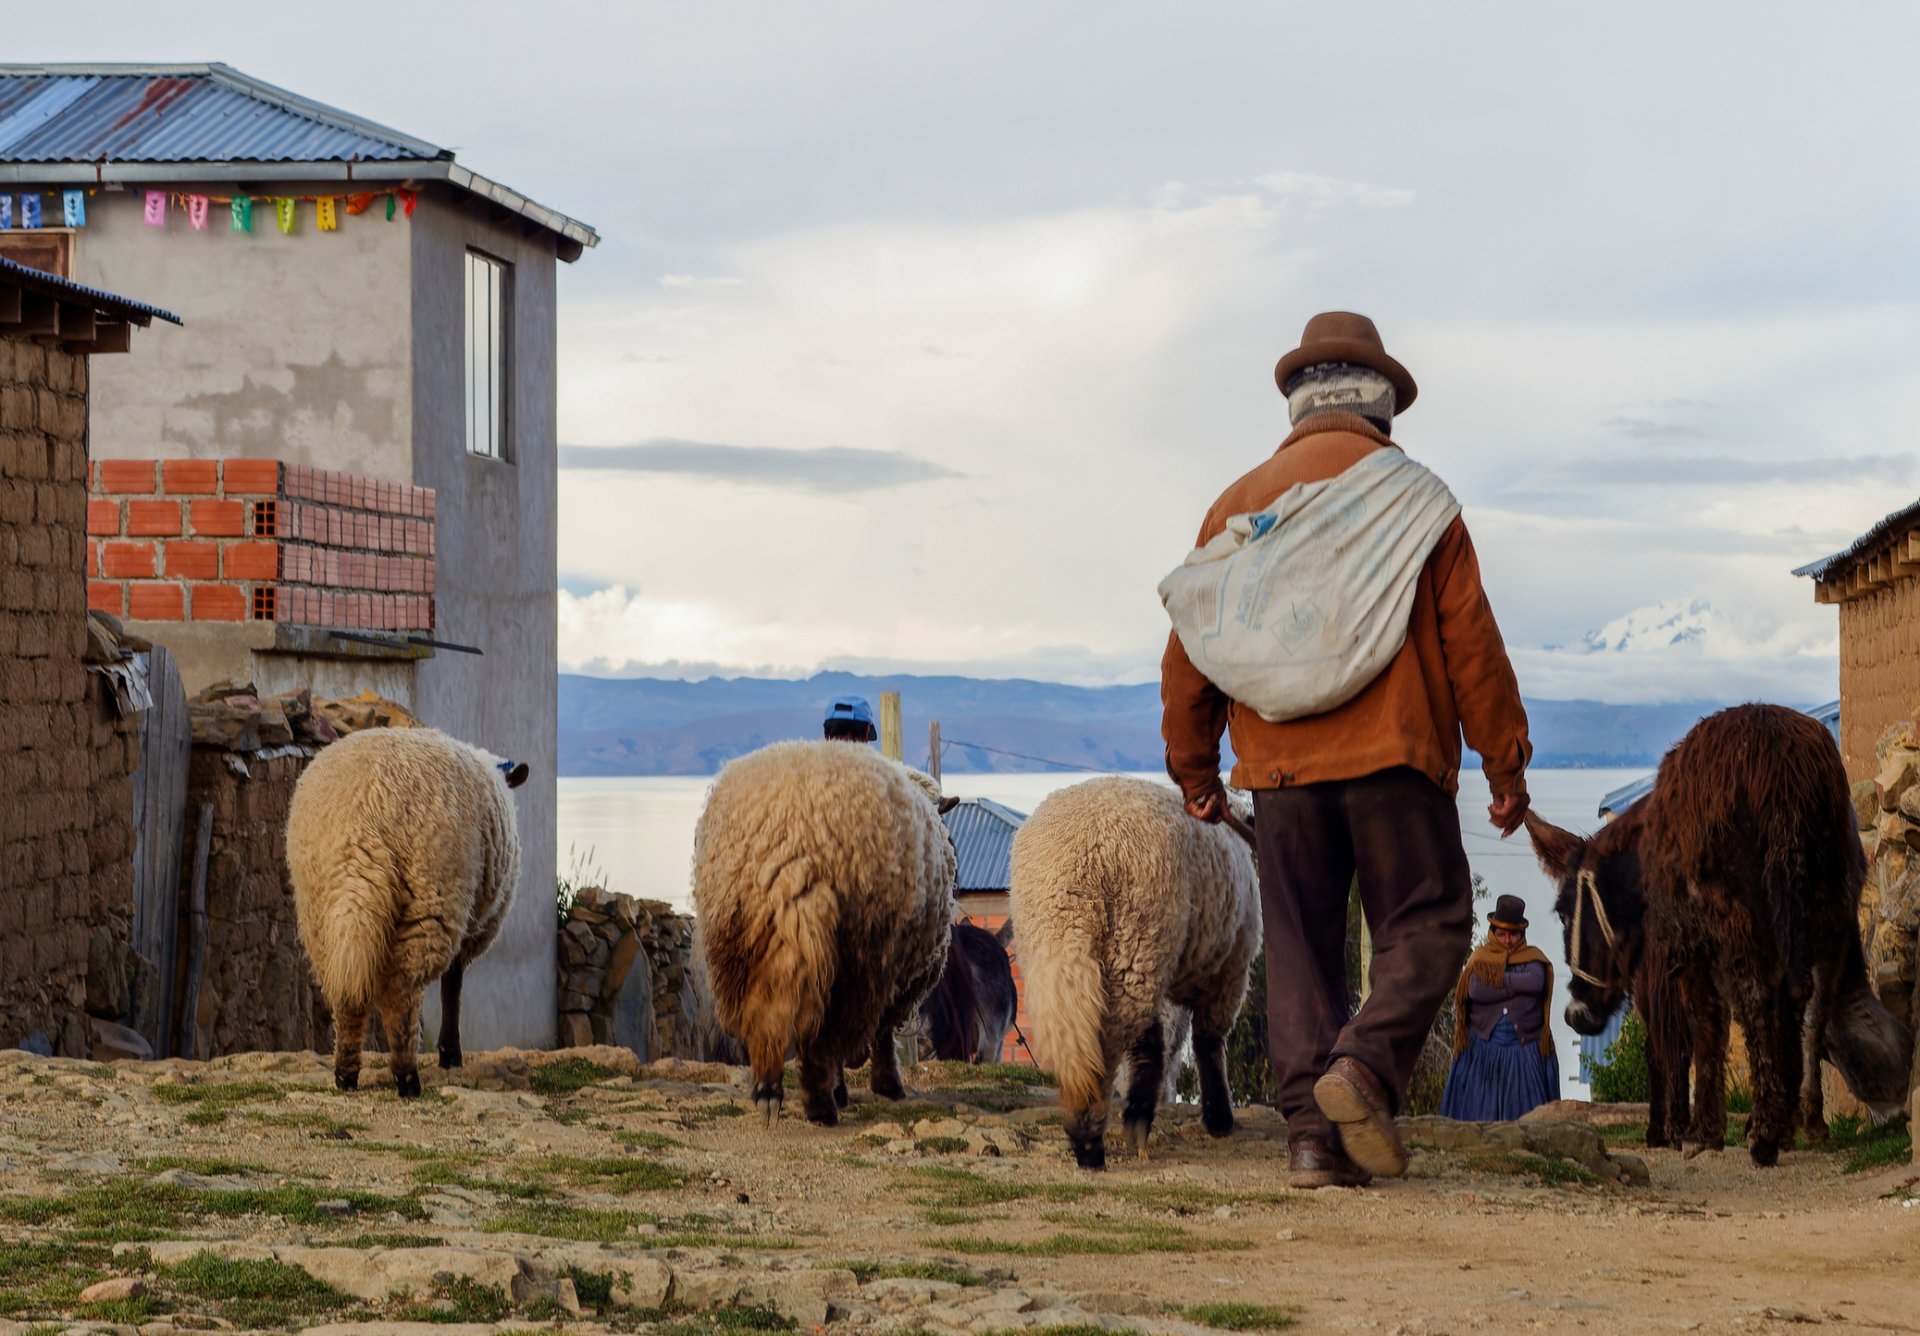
1567 867 1620 989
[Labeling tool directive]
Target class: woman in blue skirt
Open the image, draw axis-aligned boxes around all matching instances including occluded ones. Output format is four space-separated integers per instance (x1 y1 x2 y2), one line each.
1440 895 1559 1121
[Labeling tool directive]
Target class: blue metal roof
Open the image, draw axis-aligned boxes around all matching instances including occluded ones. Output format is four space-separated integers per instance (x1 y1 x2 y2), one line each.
0 254 180 326
1596 700 1843 819
0 64 596 254
943 797 1026 894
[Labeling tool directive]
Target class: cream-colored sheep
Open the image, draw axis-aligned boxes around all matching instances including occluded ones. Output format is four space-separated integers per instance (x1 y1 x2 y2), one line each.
286 727 526 1098
693 740 957 1126
1010 776 1261 1169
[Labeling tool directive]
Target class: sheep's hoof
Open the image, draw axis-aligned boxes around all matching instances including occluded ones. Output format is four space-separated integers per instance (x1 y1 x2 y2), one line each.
394 1071 422 1100
754 1095 781 1129
1123 1118 1152 1161
1202 1108 1234 1139
1681 1139 1716 1160
1749 1139 1781 1168
438 1048 463 1071
871 1075 906 1101
334 1071 359 1092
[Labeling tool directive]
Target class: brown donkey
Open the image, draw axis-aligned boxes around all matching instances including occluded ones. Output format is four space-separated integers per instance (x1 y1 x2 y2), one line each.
1526 704 1909 1165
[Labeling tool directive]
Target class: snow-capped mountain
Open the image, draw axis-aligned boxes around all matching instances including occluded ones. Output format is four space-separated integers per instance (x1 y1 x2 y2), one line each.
1579 598 1717 655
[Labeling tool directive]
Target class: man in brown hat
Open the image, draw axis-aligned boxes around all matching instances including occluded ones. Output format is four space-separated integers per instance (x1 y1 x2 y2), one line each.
1160 311 1532 1189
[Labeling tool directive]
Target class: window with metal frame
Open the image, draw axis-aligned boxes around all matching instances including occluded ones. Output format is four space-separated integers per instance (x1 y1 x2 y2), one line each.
464 249 511 460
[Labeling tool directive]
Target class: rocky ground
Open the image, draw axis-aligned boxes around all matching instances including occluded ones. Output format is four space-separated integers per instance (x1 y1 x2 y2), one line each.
0 1047 1912 1336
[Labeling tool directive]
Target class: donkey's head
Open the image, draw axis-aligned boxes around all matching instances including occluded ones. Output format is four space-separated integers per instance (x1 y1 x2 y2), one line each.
1524 808 1650 1036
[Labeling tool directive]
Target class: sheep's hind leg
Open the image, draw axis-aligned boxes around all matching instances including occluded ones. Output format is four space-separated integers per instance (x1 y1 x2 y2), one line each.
799 1048 840 1126
436 960 466 1071
868 1029 906 1101
747 1035 784 1128
377 978 426 1099
834 1063 849 1109
1121 1019 1166 1162
1192 1026 1235 1139
332 1003 367 1091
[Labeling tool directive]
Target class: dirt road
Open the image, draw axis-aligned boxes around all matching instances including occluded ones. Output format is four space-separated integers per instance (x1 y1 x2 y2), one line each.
0 1046 1910 1335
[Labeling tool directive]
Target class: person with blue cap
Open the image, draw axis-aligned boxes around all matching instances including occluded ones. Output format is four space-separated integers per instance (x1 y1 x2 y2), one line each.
823 695 878 744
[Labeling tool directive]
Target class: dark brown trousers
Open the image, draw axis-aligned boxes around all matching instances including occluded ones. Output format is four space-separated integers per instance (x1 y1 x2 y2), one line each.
1253 767 1475 1139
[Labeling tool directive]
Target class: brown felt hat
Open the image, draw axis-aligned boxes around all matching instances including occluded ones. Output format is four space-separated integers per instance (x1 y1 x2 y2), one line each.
1273 311 1418 413
1489 895 1529 930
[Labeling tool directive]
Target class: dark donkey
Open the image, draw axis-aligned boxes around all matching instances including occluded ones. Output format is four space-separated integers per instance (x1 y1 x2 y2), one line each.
919 920 1019 1063
1526 704 1910 1165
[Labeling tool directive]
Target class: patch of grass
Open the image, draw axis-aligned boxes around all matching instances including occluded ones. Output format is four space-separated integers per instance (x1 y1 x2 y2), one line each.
0 1242 115 1317
392 1275 512 1324
566 1265 616 1310
1726 1084 1754 1115
846 1100 951 1125
656 1303 798 1336
895 1165 1090 1211
150 1080 284 1115
486 1203 702 1246
135 1156 283 1178
531 1057 622 1095
1825 1112 1912 1174
1180 1302 1300 1331
919 1208 994 1226
543 1154 689 1192
1598 1123 1652 1145
679 1100 748 1125
829 1260 987 1287
356 1142 482 1163
0 1180 424 1242
1463 1151 1604 1188
930 1218 1251 1257
76 1296 165 1323
242 1110 367 1136
915 1136 969 1155
159 1250 350 1330
409 1161 550 1200
855 1134 893 1150
339 1232 446 1250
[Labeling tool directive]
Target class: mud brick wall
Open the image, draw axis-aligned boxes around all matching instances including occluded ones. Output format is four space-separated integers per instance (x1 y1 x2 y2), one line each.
0 338 139 1056
180 748 325 1057
1836 579 1920 783
89 458 435 632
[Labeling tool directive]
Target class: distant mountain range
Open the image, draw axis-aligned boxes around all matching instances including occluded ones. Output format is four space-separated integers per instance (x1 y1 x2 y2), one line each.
557 671 1735 776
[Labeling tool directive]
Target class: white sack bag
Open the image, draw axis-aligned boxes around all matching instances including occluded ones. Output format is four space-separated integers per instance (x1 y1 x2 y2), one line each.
1158 448 1460 723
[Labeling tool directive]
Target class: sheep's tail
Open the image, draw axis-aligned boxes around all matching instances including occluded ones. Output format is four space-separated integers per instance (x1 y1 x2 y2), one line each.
725 856 840 1092
296 838 403 1013
1024 927 1108 1117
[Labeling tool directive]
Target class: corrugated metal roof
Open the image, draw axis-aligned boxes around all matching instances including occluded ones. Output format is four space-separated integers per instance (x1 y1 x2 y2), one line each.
943 797 1026 894
1595 700 1843 819
0 64 596 254
0 65 442 164
1793 499 1920 582
0 254 180 325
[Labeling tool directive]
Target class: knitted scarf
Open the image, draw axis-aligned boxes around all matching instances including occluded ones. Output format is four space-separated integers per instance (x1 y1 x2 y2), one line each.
1450 937 1554 1056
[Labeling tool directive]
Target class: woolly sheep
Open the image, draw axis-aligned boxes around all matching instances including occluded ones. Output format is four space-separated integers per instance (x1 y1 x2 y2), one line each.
693 740 957 1126
1009 776 1261 1169
286 726 527 1098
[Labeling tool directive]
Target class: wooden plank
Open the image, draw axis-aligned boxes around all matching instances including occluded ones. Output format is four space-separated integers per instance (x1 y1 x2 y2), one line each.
880 691 903 762
63 322 131 355
0 287 19 322
54 302 95 343
2 293 56 337
129 646 190 1058
929 720 942 784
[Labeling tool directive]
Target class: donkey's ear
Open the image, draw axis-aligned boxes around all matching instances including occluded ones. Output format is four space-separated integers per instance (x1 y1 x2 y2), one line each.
1523 810 1583 881
937 795 961 815
994 919 1015 947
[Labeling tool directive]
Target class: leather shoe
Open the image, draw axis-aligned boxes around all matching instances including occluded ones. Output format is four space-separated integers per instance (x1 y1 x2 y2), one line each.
1313 1056 1410 1178
1287 1134 1371 1189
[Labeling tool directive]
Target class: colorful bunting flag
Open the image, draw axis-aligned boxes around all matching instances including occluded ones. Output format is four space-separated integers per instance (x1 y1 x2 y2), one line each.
20 195 40 229
399 189 418 218
345 192 375 216
144 191 167 226
188 195 210 231
274 197 296 234
316 196 338 231
231 196 252 232
0 196 10 231
62 190 85 228
386 192 397 221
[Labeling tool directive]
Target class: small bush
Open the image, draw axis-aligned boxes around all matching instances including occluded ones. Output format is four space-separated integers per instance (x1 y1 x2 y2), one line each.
1180 1302 1300 1331
1588 1011 1650 1104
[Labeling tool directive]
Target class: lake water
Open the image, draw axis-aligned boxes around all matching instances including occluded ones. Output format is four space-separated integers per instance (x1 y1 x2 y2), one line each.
557 766 1645 1096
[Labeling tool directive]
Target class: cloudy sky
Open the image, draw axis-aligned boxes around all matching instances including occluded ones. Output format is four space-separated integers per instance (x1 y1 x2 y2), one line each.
22 4 1920 702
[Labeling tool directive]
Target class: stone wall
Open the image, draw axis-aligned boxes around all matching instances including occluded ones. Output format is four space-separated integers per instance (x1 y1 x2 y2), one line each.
1836 580 1920 783
0 337 140 1056
557 888 732 1062
1854 725 1920 1154
179 747 326 1058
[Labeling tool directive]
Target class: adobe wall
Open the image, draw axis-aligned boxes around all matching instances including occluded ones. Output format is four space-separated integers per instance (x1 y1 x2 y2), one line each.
0 338 139 1055
1836 579 1920 783
179 748 325 1057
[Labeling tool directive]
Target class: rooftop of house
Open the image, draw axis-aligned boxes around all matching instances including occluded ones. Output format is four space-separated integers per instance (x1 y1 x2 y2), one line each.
0 63 596 259
1 253 180 352
943 796 1027 895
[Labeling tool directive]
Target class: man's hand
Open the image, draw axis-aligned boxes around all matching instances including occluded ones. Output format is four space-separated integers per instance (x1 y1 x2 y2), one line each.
1185 782 1227 824
1489 791 1529 838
